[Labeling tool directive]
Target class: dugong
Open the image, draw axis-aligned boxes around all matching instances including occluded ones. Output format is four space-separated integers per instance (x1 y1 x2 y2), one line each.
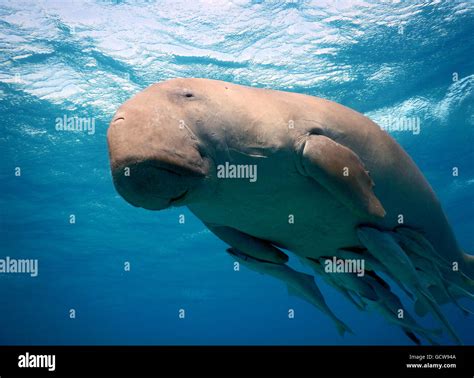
107 78 473 344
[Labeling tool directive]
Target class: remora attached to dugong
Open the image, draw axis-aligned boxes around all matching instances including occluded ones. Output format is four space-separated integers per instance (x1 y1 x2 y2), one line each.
107 78 473 344
227 248 352 336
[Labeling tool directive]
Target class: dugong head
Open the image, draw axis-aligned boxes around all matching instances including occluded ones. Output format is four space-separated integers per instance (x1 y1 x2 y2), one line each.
107 78 213 210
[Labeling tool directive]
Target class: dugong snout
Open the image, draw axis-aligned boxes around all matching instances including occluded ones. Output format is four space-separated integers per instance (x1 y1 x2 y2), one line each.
107 83 210 210
111 159 201 210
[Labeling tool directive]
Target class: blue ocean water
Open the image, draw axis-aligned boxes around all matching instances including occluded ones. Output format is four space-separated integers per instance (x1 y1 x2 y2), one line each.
0 0 473 345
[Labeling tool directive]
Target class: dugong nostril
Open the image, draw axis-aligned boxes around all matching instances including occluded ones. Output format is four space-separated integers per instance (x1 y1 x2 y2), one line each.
112 116 125 123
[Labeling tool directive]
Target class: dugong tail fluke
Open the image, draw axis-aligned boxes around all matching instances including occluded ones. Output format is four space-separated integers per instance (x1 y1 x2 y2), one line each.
226 248 353 337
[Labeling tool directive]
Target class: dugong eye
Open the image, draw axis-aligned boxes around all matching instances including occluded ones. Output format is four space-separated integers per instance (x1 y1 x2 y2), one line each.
184 92 194 98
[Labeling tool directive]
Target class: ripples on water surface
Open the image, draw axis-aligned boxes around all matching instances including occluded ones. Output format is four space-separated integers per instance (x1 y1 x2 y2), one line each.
0 0 473 345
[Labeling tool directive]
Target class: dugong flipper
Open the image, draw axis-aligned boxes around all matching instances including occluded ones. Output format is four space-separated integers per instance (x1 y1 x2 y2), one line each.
107 78 474 343
298 134 386 218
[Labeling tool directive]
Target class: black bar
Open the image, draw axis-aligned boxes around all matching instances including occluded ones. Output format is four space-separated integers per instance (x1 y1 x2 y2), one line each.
0 346 472 377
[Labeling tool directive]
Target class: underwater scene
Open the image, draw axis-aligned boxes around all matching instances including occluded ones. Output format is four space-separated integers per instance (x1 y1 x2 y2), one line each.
0 0 473 346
